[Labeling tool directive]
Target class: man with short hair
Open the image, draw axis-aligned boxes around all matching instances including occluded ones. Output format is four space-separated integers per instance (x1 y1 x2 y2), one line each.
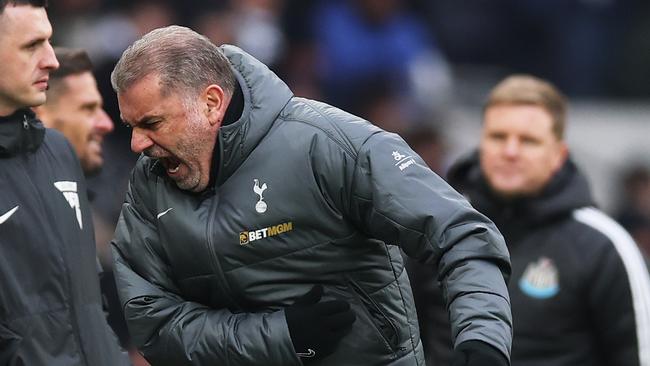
0 1 128 364
34 47 114 176
111 25 513 366
444 74 650 365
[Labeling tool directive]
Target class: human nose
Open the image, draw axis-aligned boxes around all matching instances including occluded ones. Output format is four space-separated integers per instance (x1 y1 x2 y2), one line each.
41 42 59 71
503 137 520 158
130 128 153 154
94 109 114 135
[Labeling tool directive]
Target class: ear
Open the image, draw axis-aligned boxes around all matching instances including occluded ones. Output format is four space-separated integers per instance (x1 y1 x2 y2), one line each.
203 84 228 127
552 140 569 172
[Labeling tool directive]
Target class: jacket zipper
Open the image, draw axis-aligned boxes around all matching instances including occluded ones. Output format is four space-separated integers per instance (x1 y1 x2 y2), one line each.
205 193 242 310
347 278 401 354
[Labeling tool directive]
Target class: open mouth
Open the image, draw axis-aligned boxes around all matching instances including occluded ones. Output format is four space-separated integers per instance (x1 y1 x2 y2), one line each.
160 156 181 174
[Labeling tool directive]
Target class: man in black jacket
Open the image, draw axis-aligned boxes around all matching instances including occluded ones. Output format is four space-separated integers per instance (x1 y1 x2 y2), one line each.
33 46 146 364
436 74 650 366
0 1 128 365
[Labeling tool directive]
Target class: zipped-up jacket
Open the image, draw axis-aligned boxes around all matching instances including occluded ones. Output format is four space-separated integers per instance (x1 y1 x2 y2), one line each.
111 45 513 366
0 109 127 365
447 153 650 366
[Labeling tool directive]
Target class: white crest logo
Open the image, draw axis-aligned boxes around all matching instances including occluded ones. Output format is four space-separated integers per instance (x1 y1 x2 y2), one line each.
54 181 83 229
519 257 560 299
253 179 268 213
392 150 416 171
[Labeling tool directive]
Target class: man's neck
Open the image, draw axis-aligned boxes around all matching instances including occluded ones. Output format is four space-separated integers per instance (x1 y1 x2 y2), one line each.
0 104 19 118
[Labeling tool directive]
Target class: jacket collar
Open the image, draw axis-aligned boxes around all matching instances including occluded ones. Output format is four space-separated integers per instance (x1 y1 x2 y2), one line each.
212 45 293 187
0 108 45 157
207 79 244 187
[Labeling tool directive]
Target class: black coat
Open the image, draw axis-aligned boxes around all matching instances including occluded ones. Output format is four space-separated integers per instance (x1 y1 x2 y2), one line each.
443 153 650 366
0 109 127 365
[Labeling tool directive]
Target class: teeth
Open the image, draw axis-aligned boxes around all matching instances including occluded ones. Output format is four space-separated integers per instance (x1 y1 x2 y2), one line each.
169 165 180 173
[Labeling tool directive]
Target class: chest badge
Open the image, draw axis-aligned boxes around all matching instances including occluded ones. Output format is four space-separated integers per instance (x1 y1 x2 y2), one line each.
519 257 560 299
253 179 268 213
54 181 83 229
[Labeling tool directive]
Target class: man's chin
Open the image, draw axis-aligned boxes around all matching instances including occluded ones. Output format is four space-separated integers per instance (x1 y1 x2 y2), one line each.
487 180 529 199
175 177 208 193
81 159 103 177
26 93 47 108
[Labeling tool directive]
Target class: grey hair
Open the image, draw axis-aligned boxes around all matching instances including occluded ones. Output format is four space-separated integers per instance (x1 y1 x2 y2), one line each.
111 25 236 97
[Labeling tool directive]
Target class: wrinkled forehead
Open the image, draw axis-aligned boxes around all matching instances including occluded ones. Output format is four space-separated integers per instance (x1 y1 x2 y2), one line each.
117 74 169 123
119 73 197 111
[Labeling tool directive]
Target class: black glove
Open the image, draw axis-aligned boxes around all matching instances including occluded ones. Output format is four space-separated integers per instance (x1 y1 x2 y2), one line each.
452 340 509 366
285 285 356 362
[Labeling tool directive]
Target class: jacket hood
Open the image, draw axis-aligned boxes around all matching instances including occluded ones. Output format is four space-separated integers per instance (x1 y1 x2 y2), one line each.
213 45 294 186
448 151 594 230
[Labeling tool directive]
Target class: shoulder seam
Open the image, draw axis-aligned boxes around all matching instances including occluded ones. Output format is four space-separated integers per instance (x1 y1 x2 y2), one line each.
281 99 369 159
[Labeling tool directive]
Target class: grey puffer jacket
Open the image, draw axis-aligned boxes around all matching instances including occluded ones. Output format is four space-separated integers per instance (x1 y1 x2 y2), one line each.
111 45 512 366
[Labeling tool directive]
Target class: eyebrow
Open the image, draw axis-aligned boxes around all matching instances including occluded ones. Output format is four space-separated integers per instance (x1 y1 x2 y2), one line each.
80 101 99 110
21 36 49 49
121 114 161 127
21 25 53 49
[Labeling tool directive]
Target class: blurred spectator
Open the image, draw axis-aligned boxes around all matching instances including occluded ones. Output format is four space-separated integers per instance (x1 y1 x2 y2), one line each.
50 0 176 64
34 47 113 177
311 0 452 117
347 77 415 135
193 10 237 47
232 0 286 67
441 74 650 366
277 0 321 99
194 0 286 68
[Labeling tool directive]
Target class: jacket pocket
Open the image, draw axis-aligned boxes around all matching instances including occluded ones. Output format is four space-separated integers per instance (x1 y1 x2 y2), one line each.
347 278 400 353
0 322 22 366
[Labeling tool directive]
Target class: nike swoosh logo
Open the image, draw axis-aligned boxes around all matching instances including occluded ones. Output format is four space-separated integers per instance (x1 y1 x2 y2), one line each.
156 207 173 219
0 206 19 224
296 349 316 358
